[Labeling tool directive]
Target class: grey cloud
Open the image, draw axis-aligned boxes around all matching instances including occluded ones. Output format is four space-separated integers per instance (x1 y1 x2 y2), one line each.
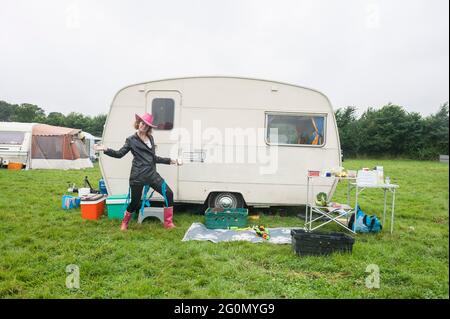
0 0 448 116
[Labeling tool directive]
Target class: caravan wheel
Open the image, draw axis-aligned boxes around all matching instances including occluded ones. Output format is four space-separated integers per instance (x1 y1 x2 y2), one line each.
208 192 244 209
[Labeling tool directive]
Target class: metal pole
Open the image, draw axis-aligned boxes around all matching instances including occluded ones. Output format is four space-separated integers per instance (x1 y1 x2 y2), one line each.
347 179 350 206
383 188 387 225
354 186 358 232
346 179 353 224
309 177 314 231
391 188 395 234
305 176 309 229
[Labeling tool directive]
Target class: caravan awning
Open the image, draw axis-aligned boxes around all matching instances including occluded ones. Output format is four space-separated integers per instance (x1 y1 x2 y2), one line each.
32 124 81 136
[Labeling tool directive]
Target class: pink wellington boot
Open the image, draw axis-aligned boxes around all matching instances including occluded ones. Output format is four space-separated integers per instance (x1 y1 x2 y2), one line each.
163 207 176 229
120 211 133 231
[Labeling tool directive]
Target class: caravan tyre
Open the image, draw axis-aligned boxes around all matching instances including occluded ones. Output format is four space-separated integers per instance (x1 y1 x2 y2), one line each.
208 192 244 209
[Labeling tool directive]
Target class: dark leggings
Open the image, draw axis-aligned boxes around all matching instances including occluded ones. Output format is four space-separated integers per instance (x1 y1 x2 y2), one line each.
126 181 174 213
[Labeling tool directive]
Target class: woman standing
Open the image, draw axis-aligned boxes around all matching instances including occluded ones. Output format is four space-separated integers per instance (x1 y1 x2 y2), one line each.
94 112 180 230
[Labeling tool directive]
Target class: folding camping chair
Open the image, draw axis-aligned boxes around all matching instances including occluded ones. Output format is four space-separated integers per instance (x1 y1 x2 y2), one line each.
304 172 356 234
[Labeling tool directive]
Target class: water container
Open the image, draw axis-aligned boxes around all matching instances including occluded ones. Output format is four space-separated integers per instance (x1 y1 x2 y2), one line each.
78 188 91 197
375 166 384 184
99 178 108 195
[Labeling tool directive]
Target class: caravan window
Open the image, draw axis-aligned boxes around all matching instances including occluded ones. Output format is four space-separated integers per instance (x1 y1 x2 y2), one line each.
0 131 25 145
152 98 174 130
266 113 326 146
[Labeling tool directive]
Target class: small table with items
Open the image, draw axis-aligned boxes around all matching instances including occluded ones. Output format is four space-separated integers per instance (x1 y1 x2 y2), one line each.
351 182 399 234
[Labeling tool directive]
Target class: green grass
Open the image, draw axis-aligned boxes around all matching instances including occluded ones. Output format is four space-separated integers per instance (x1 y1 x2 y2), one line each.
0 160 448 298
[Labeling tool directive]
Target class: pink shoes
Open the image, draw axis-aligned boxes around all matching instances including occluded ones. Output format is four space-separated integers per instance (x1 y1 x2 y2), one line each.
121 208 175 230
163 207 176 229
120 211 132 231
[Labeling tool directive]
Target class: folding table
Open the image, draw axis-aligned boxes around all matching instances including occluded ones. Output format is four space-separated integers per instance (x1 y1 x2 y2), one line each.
351 182 399 234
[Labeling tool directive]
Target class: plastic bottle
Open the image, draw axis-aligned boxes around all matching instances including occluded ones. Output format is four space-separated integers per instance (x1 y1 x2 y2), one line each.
99 178 108 195
375 166 384 184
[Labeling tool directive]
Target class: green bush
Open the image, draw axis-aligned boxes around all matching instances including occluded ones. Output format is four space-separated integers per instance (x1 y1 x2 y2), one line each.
336 103 448 160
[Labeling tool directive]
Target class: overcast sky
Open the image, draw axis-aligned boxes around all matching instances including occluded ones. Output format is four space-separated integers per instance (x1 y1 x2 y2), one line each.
1 0 448 116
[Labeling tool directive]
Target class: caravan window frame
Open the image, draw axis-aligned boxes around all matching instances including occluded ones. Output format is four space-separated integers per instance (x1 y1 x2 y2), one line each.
264 111 327 148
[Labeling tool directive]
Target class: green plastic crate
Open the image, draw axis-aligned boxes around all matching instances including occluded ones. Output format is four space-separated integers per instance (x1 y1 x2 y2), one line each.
204 208 248 229
106 194 137 220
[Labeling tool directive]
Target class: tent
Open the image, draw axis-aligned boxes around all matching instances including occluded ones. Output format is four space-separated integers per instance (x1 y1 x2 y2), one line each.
31 124 93 169
0 122 93 169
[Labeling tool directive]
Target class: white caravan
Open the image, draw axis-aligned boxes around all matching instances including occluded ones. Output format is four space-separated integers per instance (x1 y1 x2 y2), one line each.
100 77 342 208
81 131 102 161
0 122 34 167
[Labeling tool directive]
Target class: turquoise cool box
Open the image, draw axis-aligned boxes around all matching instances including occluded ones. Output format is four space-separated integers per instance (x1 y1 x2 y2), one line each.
106 194 137 220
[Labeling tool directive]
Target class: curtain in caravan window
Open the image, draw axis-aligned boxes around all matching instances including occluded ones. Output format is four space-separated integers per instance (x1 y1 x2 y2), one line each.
267 114 325 146
310 117 325 145
152 98 175 130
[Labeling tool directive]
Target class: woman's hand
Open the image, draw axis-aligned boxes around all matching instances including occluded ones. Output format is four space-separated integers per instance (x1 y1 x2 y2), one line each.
170 158 183 165
94 144 107 152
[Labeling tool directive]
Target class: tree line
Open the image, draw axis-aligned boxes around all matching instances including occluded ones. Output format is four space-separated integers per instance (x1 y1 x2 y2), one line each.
1 99 448 160
335 102 449 160
0 101 106 137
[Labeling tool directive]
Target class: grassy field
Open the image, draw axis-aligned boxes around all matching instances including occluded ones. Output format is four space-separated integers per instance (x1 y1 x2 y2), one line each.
0 159 448 298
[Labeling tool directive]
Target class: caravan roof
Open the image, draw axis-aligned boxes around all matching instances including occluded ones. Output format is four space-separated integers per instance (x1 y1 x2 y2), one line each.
81 132 101 140
0 122 36 133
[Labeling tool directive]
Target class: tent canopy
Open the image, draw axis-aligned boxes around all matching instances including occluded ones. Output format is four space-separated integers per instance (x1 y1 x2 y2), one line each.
32 124 80 136
31 124 89 161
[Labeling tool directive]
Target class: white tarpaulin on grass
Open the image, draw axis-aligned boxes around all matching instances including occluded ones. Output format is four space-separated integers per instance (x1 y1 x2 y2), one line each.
182 222 296 244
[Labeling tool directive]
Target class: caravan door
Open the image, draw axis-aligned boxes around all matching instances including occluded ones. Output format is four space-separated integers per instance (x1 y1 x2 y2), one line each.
145 91 181 201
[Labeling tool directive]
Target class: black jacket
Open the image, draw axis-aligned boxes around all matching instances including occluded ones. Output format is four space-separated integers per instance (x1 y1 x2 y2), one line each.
104 133 171 186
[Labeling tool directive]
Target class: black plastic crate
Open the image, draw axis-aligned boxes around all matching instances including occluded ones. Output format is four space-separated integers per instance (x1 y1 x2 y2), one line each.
291 229 355 256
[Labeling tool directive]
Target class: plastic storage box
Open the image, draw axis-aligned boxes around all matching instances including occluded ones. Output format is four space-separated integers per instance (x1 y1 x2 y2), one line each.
205 208 248 229
105 194 137 220
81 195 106 220
106 194 128 219
8 162 23 170
62 195 80 210
291 229 355 256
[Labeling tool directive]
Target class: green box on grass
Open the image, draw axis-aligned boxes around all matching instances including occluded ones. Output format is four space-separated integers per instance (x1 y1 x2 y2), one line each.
106 194 137 220
204 208 248 229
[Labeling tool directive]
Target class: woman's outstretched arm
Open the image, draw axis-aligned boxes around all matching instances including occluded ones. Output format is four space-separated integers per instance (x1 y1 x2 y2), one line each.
95 138 131 158
155 154 172 165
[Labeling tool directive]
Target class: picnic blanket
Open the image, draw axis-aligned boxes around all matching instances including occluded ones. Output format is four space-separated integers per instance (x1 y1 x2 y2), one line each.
182 222 297 244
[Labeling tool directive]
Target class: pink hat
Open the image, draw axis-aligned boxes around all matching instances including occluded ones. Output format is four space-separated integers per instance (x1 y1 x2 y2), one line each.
135 112 158 128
